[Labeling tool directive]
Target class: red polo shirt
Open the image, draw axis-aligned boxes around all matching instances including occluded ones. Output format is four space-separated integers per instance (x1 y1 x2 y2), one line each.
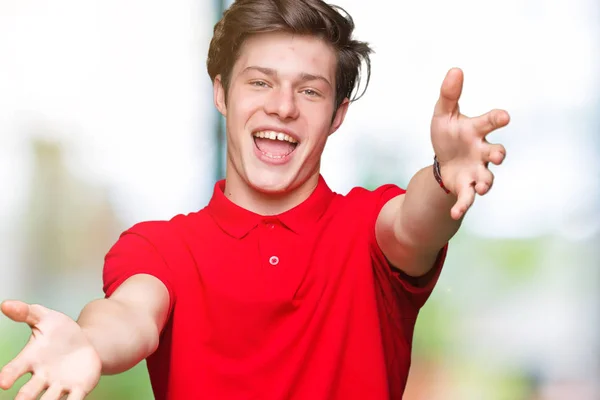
103 176 446 399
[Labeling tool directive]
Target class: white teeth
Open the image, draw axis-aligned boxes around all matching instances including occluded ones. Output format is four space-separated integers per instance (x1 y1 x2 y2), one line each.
262 152 283 159
252 130 298 144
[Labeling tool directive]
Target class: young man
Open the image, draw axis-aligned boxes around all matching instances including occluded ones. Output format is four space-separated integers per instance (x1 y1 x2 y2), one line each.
0 0 509 399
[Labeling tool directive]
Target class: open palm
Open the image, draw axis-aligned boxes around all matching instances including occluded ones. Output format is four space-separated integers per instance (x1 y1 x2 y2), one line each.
0 301 101 400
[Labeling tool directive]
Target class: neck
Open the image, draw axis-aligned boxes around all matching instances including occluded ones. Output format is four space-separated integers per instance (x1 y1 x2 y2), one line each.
223 170 320 216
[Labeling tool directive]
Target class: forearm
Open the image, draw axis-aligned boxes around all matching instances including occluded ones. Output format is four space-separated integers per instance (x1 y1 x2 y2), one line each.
77 298 160 375
395 165 461 252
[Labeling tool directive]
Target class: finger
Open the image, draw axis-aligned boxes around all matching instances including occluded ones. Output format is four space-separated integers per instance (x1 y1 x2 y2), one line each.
0 350 32 390
39 385 65 400
475 167 495 196
67 387 87 400
433 68 464 117
483 142 507 166
451 181 476 220
482 143 507 165
15 375 47 400
471 109 510 136
1 301 46 327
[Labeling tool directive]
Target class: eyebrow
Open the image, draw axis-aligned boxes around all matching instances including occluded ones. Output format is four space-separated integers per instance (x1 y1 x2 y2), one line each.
242 66 332 88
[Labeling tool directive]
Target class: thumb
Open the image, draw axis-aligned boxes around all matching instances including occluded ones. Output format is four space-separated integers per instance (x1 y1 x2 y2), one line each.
1 300 45 327
433 68 464 117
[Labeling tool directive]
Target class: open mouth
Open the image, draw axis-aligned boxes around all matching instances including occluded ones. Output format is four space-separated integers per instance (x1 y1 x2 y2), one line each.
252 130 299 159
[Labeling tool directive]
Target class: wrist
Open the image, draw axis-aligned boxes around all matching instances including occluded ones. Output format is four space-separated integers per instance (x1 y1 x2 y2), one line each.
78 322 103 357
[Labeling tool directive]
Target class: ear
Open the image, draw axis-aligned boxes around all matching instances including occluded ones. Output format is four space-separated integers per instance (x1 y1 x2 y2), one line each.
329 98 350 135
214 75 227 117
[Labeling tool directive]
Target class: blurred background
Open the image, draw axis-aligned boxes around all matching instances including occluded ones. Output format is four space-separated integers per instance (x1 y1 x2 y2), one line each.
0 0 598 398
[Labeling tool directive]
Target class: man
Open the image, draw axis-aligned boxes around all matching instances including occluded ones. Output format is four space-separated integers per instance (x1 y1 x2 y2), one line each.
0 0 509 399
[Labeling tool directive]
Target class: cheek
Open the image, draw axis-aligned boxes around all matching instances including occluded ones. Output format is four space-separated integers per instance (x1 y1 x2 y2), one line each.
230 92 263 122
304 126 333 159
305 105 335 137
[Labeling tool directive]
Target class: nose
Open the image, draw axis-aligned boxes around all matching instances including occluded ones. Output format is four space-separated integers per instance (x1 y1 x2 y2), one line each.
264 86 299 121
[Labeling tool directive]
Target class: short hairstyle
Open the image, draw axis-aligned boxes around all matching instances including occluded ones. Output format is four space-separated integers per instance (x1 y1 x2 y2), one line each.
207 0 373 109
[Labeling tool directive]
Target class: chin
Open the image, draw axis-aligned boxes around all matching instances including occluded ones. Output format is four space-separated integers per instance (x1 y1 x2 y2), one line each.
245 168 297 195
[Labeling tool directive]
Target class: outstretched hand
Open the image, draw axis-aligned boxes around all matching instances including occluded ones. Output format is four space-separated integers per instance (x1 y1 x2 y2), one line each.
0 300 101 400
430 68 510 220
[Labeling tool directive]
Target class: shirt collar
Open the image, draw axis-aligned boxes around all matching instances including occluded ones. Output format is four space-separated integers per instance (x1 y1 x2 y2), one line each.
207 175 335 239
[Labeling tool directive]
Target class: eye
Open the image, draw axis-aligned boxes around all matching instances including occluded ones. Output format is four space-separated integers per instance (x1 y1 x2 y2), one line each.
302 89 320 97
250 80 269 88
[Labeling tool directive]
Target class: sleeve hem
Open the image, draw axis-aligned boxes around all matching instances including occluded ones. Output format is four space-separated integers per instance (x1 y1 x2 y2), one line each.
389 245 447 294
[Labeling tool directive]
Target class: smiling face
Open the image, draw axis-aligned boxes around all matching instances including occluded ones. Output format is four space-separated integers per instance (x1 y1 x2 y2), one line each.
214 31 349 202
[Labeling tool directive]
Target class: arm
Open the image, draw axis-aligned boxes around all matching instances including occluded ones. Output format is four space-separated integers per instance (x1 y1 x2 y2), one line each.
376 166 460 278
78 274 170 375
376 68 509 278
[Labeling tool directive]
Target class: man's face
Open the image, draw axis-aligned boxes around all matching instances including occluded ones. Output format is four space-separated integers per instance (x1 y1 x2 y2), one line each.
214 32 348 194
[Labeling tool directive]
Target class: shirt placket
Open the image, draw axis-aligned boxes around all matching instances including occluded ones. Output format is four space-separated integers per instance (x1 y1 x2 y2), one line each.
258 218 281 268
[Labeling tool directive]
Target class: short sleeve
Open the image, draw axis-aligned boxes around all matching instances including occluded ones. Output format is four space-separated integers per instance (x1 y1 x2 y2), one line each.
367 184 447 311
102 222 176 316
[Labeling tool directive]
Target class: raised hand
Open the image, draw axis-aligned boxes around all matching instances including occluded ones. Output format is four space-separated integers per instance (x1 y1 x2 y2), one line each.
0 300 101 400
430 68 510 220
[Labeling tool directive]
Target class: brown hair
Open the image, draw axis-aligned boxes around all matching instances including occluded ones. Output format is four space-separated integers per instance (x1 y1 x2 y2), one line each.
207 0 373 109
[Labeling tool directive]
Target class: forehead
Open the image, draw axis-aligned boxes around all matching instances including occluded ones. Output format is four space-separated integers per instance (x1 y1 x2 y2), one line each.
233 32 337 80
